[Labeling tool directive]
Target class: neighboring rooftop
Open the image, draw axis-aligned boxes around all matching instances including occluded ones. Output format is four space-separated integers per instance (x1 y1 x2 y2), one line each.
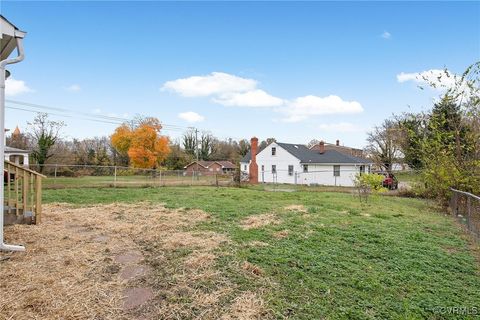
241 142 370 164
5 146 30 153
185 160 236 169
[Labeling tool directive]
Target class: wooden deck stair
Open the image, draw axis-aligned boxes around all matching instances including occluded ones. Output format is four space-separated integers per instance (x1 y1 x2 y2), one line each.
3 160 45 225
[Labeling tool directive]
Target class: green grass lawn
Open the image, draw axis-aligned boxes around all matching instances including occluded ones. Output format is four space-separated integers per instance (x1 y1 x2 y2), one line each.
44 186 480 319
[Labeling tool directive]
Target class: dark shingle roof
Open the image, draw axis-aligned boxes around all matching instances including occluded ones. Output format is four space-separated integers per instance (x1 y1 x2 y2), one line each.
241 142 370 164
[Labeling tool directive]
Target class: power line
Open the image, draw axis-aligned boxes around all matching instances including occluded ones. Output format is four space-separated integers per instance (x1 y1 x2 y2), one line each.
5 99 193 132
6 99 249 142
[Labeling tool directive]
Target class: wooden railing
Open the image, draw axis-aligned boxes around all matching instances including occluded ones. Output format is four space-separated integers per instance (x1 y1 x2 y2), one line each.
4 160 45 225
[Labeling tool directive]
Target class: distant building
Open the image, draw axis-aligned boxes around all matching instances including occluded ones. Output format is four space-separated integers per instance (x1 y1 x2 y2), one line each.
310 139 365 159
241 139 371 187
184 160 236 175
4 146 30 167
4 126 30 167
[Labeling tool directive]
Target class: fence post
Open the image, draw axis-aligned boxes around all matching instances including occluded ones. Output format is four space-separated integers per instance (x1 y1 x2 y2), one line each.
467 196 472 232
54 164 57 184
114 166 117 188
159 170 162 187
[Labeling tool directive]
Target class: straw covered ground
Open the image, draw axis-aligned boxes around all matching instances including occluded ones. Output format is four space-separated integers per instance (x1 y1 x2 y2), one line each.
0 202 269 320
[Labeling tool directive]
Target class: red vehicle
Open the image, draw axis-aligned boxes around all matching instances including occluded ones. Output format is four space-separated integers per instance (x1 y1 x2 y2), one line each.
379 172 398 190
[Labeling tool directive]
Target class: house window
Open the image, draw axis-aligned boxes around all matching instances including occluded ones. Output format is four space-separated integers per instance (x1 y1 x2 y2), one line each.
261 165 264 172
359 165 365 175
333 165 340 177
244 164 247 170
272 165 277 174
303 165 308 173
271 147 276 156
288 165 294 176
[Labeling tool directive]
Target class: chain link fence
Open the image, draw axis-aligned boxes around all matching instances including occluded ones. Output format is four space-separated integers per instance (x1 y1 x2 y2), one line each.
449 188 480 239
32 164 235 189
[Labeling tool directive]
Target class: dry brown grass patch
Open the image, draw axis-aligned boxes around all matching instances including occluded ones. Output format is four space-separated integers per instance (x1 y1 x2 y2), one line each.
221 291 269 320
284 204 308 213
241 261 264 277
248 240 270 247
0 202 229 320
240 214 280 230
184 252 217 270
273 230 290 239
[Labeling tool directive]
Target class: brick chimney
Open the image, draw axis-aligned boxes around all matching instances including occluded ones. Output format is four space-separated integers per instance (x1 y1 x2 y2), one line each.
249 137 259 184
336 139 340 146
319 140 325 154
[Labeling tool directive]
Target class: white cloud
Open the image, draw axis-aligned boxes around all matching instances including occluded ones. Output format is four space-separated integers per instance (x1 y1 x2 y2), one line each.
381 31 391 39
92 108 101 114
163 72 364 122
397 69 475 101
162 72 257 97
178 111 205 123
5 78 33 96
66 84 81 92
317 122 363 133
281 95 364 122
213 89 284 107
397 69 457 89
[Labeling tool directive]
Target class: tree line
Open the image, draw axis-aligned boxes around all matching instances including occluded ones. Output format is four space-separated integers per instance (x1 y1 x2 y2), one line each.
7 114 280 172
365 62 480 201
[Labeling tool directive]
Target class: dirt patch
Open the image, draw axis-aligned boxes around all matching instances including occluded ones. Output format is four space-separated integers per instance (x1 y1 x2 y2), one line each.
240 214 280 230
284 204 308 213
0 202 242 320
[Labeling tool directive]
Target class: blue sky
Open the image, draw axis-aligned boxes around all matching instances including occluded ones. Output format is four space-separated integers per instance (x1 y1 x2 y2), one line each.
1 1 479 147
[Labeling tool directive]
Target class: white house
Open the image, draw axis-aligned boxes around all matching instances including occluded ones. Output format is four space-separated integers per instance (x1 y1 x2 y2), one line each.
240 139 372 187
4 146 30 167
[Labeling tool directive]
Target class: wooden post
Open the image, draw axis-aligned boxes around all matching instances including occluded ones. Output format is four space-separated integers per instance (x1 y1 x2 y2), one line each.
22 170 28 216
35 176 42 224
54 164 57 184
6 163 11 214
215 173 218 187
15 166 19 216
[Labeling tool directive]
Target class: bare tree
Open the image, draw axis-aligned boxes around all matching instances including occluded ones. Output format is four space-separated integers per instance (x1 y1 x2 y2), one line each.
365 119 402 172
28 113 65 172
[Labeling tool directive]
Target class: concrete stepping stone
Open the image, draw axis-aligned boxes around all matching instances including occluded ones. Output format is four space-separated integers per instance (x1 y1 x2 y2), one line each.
120 265 150 280
114 251 143 264
123 287 154 310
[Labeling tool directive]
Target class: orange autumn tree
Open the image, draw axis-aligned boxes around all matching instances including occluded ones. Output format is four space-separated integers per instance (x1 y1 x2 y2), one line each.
110 117 171 168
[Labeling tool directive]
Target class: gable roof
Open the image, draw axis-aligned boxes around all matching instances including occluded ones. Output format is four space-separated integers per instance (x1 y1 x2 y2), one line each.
241 142 371 164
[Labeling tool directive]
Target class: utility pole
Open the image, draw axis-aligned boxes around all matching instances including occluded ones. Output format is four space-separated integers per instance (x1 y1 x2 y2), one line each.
195 128 199 180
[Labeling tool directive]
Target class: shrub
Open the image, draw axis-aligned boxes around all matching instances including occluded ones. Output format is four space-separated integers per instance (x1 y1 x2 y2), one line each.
353 173 387 202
